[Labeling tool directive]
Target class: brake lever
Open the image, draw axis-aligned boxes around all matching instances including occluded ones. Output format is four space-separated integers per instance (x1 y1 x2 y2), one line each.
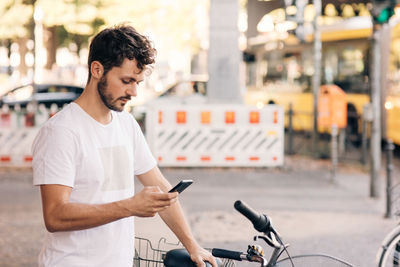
248 254 268 266
254 233 282 249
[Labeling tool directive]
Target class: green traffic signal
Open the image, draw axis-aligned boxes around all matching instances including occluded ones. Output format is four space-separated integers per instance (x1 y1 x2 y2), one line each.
375 7 395 24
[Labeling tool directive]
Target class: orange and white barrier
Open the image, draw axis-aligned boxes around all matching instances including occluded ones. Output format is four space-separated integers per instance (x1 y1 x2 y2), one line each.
0 104 60 167
1 102 284 168
0 127 38 167
146 104 284 167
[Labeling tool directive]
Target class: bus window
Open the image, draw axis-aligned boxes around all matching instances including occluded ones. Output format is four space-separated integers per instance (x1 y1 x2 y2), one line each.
324 48 339 84
331 43 369 94
260 51 311 93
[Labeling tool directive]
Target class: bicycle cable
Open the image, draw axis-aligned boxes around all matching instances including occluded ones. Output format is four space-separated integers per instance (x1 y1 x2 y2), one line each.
275 234 295 267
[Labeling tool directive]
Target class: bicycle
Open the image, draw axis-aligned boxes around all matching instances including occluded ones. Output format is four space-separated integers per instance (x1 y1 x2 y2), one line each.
376 159 400 267
134 200 354 266
377 224 400 267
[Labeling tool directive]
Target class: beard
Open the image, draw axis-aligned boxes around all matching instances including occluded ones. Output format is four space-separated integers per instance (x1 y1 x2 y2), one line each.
97 74 130 112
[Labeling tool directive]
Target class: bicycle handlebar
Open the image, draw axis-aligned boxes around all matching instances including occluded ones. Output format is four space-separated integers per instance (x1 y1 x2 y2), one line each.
234 200 272 233
212 248 244 261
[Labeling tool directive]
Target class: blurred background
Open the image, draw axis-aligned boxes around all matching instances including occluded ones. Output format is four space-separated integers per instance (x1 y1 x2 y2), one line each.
0 0 218 106
1 0 400 146
3 1 400 266
2 0 400 200
2 0 400 185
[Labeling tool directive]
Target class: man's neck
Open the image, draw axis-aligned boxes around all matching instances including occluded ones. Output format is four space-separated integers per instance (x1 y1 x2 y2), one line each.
74 82 112 125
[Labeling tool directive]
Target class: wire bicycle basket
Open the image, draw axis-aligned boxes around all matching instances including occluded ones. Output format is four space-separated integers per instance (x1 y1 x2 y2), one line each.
134 237 236 267
134 237 181 267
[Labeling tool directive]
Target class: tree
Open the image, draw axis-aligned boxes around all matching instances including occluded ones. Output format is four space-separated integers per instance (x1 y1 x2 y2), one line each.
0 0 33 40
36 0 105 69
97 0 205 57
0 0 35 76
1 0 208 76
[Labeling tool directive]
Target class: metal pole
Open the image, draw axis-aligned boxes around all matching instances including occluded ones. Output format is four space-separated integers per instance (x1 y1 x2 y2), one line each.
312 0 322 157
288 103 294 155
370 24 382 198
380 24 391 141
331 124 338 183
385 139 394 218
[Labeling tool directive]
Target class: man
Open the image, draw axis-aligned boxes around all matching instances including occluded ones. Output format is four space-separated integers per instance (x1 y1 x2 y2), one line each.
32 25 216 267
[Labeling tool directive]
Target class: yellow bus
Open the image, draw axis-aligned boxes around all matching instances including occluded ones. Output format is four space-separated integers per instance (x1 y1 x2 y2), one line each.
386 18 400 145
244 15 400 145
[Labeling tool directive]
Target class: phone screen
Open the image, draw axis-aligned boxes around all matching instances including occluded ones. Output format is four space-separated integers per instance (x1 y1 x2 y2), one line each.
169 180 193 193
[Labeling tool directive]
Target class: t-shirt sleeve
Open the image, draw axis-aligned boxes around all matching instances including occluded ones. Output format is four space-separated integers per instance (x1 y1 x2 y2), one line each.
132 119 157 175
32 125 78 187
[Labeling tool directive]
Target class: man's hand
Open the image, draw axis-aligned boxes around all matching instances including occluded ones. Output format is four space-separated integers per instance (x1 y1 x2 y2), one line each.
136 168 216 266
125 186 178 217
189 246 218 267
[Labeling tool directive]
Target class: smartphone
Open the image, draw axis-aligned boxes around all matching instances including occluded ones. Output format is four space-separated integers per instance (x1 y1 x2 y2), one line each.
169 179 193 193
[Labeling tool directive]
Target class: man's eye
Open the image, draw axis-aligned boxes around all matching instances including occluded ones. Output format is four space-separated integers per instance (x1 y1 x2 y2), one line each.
122 80 130 84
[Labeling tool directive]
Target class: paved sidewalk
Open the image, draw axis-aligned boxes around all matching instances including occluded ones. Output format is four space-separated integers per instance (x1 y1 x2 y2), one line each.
0 155 398 266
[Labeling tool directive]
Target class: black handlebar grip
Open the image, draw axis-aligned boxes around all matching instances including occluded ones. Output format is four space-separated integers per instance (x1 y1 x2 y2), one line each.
212 248 243 261
234 200 271 233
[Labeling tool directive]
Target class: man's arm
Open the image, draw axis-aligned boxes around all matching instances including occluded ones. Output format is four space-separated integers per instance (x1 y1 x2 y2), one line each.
136 166 217 267
39 183 177 232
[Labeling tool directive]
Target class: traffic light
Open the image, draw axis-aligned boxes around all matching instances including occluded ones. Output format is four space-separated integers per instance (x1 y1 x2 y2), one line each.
371 0 396 24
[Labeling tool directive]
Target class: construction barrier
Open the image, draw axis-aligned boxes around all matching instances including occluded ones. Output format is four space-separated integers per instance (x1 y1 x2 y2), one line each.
0 103 59 167
1 103 285 168
145 104 284 167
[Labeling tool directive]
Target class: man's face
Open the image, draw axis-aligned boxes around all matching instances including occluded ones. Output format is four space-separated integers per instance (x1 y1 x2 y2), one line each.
97 58 145 112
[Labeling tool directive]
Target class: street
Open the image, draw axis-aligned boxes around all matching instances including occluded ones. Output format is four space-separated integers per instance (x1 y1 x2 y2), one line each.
0 155 399 267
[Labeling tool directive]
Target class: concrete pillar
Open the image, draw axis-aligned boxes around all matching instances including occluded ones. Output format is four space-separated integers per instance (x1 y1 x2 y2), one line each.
208 0 241 103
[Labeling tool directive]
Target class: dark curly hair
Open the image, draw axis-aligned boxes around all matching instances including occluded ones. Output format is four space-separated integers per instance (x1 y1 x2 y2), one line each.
87 24 156 82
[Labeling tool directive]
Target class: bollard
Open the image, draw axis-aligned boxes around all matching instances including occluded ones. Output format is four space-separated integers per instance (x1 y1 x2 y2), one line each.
49 103 59 118
0 104 11 128
14 104 24 128
361 118 368 165
287 103 294 155
331 124 338 183
385 139 395 218
338 128 346 156
362 103 373 165
25 103 36 127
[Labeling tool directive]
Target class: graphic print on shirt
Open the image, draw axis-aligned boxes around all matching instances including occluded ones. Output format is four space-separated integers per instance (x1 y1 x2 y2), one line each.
98 145 132 191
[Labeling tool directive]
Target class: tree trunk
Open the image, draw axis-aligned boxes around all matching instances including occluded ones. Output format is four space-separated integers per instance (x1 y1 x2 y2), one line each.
5 39 12 75
17 38 28 77
73 34 84 61
45 26 58 70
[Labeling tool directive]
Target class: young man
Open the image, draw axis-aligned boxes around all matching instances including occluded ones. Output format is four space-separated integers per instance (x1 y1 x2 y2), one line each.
32 25 216 267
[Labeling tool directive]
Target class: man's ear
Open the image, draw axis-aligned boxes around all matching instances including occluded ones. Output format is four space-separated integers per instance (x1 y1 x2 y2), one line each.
90 61 104 80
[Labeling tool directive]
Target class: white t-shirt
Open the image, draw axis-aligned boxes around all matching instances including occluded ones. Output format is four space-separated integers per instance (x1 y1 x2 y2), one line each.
32 103 156 267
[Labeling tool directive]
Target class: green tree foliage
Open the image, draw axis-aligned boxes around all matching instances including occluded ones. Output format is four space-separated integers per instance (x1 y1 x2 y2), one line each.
0 0 33 39
35 0 204 53
36 0 103 36
0 0 206 67
97 0 204 54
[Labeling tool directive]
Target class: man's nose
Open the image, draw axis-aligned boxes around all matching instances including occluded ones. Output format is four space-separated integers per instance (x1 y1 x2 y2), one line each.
126 85 137 97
